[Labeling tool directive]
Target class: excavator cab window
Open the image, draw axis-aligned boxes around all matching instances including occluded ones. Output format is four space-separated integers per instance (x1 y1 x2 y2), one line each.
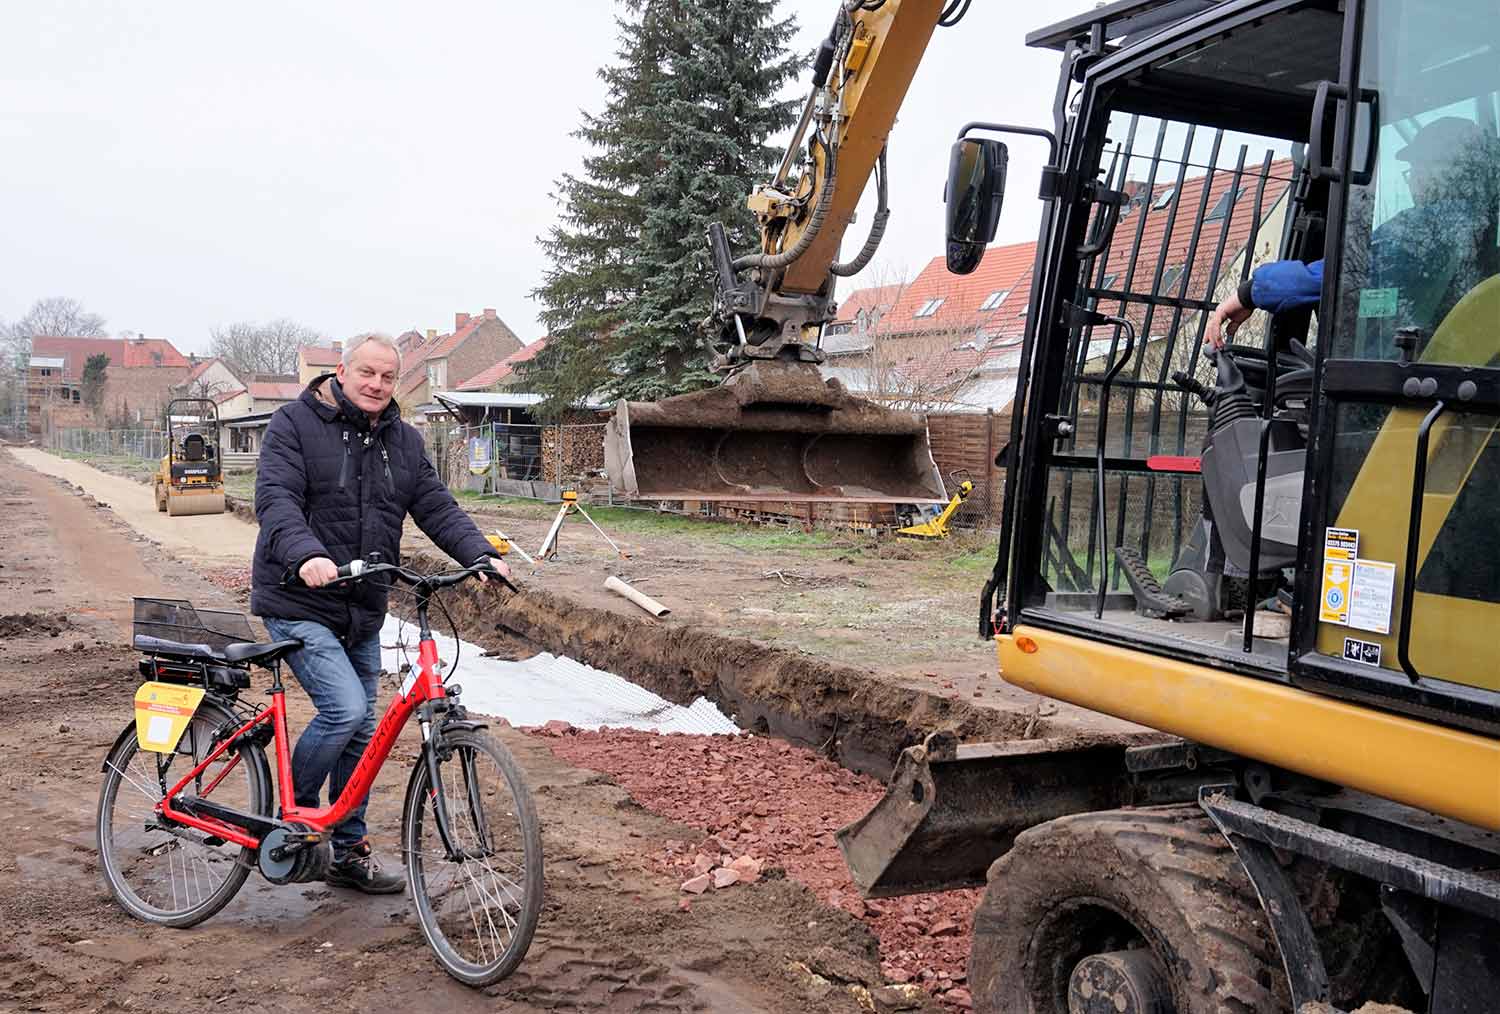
1011 0 1343 674
1296 0 1500 716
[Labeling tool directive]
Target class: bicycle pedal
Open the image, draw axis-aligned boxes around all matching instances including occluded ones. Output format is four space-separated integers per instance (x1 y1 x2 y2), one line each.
1113 546 1191 619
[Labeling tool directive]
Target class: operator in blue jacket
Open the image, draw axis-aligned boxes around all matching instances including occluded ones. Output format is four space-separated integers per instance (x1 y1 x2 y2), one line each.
1208 116 1498 349
251 332 509 895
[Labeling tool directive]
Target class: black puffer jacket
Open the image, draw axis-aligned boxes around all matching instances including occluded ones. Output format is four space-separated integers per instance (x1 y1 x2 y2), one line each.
249 374 495 640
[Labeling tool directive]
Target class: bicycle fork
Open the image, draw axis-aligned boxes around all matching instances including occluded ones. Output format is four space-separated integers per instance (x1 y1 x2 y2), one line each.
419 707 494 863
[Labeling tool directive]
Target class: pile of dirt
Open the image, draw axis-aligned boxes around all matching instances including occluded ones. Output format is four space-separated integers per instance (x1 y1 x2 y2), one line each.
534 725 981 1007
0 611 70 637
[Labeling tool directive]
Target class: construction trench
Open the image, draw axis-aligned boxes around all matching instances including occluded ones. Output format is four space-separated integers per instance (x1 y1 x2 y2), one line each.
6 448 1158 1012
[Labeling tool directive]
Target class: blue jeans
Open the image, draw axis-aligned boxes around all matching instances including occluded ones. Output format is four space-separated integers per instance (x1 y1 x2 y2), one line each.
263 617 382 858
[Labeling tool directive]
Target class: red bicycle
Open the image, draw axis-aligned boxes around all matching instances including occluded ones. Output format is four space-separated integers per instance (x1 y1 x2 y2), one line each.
95 560 543 986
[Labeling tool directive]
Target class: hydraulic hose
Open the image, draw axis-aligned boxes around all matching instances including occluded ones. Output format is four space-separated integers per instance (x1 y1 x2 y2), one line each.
734 134 839 272
831 146 888 277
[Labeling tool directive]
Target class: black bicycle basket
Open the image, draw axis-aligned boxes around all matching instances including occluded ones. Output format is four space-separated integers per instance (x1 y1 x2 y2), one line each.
133 597 256 692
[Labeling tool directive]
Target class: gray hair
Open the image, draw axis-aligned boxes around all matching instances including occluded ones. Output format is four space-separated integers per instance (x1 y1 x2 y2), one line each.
342 332 402 372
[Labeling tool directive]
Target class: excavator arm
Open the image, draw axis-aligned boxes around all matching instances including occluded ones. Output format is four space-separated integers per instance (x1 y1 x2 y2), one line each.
710 0 947 362
604 0 957 505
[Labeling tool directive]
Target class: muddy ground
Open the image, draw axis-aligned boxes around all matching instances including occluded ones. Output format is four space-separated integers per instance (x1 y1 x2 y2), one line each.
0 450 940 1014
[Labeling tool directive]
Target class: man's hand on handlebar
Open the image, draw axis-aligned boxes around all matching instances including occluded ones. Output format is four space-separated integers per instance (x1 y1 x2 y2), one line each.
471 555 516 591
298 557 340 588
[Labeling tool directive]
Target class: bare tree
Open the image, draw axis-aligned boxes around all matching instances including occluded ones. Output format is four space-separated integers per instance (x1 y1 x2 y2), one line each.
3 297 108 342
210 319 325 376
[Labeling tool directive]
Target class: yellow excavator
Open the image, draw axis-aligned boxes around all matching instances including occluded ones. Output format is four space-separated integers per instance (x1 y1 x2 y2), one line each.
154 398 226 516
615 1 1500 1011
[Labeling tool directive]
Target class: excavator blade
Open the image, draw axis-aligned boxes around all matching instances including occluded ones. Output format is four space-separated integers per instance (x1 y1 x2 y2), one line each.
604 361 947 503
836 733 1136 897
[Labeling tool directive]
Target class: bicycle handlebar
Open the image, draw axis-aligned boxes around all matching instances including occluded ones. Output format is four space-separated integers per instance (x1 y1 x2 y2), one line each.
284 558 516 594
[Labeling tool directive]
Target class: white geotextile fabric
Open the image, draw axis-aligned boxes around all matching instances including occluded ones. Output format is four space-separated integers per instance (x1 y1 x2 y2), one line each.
377 615 738 735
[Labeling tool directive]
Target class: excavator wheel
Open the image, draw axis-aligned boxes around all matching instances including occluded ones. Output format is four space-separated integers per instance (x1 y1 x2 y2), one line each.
968 805 1285 1014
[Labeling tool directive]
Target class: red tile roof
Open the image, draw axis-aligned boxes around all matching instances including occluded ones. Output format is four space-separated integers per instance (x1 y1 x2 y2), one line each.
856 159 1297 394
456 338 550 391
248 380 303 402
831 283 905 326
300 345 343 367
31 336 190 381
397 320 480 396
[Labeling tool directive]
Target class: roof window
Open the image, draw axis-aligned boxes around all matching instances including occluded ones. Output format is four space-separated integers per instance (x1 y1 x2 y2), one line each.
913 297 945 319
1152 186 1177 210
979 289 1010 311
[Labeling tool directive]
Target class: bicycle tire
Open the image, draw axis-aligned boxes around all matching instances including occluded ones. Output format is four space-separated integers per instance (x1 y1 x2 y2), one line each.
403 728 543 987
96 697 271 928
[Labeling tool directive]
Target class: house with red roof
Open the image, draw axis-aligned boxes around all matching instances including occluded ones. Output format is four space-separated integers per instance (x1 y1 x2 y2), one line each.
175 356 252 418
822 158 1296 414
26 335 194 433
395 309 523 414
295 341 345 385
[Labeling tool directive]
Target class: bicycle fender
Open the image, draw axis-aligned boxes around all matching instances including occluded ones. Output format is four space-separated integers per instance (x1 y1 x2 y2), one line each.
441 718 489 733
100 720 140 770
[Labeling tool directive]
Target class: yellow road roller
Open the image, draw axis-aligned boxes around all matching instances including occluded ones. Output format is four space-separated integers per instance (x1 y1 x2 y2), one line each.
155 398 226 516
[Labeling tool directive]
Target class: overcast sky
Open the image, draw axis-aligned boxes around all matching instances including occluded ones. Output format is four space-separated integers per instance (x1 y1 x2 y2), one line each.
1 1 1091 355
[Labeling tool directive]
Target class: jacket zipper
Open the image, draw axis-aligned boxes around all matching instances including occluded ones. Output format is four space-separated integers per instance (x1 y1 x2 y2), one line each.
338 430 351 491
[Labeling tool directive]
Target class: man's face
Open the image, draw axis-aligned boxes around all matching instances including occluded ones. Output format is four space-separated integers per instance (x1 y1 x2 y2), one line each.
336 341 400 417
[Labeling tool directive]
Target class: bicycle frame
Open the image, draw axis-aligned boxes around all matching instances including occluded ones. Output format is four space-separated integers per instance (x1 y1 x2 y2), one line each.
155 627 447 851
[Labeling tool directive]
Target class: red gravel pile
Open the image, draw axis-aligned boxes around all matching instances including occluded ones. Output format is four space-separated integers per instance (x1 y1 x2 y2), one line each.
532 725 980 1007
205 565 252 595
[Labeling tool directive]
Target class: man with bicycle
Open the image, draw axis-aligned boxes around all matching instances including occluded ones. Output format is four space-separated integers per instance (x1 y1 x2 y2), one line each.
250 332 508 894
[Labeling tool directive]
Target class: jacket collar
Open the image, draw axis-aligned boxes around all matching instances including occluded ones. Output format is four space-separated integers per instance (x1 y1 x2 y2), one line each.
303 373 401 433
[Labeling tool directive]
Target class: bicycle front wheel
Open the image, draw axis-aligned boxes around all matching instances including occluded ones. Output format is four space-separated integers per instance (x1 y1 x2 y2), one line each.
403 728 543 987
96 697 271 927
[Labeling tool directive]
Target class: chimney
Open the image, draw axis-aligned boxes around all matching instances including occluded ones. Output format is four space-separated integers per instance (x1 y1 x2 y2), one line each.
331 340 342 352
483 307 497 321
455 312 471 331
426 329 437 341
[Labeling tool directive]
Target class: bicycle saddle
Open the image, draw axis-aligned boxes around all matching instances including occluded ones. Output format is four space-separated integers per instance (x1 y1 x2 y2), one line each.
220 639 303 666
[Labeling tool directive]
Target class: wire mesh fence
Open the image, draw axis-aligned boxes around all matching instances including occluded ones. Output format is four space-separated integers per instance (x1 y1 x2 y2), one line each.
421 421 610 499
46 427 168 461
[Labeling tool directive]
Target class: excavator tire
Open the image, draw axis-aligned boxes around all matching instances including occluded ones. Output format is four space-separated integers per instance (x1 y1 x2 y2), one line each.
968 805 1285 1014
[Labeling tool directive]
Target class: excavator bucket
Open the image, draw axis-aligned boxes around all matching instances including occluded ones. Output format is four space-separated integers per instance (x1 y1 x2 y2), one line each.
604 361 948 503
836 732 1135 897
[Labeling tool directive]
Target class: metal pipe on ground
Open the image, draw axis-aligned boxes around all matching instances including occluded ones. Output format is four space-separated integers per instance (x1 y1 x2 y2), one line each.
604 575 670 618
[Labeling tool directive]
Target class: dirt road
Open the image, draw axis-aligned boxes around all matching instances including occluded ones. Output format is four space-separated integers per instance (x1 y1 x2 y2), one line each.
10 447 257 567
0 452 903 1014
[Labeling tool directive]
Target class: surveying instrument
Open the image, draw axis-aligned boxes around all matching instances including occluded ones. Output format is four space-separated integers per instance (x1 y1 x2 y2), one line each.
537 489 629 562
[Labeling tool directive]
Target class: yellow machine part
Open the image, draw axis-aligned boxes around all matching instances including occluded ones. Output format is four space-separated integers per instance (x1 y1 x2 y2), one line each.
166 487 226 516
997 628 1500 832
898 480 973 538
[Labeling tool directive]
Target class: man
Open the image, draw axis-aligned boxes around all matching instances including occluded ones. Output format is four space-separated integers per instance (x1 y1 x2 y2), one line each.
1207 116 1498 348
250 332 508 894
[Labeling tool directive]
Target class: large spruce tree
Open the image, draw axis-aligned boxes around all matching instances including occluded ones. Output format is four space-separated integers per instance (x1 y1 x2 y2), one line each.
528 0 801 412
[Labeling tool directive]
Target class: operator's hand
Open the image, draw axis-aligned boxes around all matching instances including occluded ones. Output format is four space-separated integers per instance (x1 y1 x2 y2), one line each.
299 557 340 588
1206 291 1253 349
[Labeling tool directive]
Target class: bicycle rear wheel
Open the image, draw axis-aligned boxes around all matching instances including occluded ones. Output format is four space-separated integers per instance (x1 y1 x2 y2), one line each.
403 728 543 987
96 697 271 928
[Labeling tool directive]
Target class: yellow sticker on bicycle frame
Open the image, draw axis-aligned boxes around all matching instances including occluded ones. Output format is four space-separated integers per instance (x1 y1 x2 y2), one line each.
134 681 205 754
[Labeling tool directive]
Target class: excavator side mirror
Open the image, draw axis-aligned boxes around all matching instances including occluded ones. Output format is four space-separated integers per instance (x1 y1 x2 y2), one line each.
944 138 1007 275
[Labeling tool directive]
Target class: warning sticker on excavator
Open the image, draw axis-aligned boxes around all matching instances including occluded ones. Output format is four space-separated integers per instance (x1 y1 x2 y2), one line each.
1319 528 1359 625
